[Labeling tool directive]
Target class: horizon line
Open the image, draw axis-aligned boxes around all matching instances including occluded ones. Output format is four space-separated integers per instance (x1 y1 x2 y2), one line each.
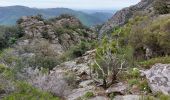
0 5 122 11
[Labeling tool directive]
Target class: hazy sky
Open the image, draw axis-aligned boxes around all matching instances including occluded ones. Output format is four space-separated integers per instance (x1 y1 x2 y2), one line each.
0 0 140 10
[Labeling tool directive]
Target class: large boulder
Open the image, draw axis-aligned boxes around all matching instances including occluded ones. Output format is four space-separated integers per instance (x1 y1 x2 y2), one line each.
143 63 170 95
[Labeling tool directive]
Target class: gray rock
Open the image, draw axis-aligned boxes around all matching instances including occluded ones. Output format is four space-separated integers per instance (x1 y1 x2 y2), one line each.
79 80 94 88
66 86 95 100
113 95 140 100
106 82 128 95
90 96 109 100
143 63 170 95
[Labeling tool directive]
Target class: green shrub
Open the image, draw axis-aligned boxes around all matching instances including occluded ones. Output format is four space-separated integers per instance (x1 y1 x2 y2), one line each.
0 64 6 73
109 93 115 99
83 92 94 99
159 94 170 100
128 79 140 87
64 72 77 88
0 48 18 66
127 15 170 59
140 95 155 100
139 56 170 69
3 82 60 100
0 25 24 50
60 41 97 62
29 56 59 70
127 68 140 78
19 41 60 70
139 80 150 92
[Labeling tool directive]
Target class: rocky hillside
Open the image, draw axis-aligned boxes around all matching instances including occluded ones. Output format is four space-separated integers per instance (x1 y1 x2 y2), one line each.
16 15 96 55
99 0 154 37
0 0 170 100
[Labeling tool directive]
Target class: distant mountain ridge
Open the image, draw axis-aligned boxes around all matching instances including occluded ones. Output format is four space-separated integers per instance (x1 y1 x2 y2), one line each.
0 5 114 26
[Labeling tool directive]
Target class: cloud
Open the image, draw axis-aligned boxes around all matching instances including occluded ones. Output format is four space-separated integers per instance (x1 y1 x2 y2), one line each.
0 0 140 10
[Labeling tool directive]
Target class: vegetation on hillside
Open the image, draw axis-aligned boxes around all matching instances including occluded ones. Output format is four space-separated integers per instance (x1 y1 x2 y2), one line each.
0 25 23 50
0 2 170 99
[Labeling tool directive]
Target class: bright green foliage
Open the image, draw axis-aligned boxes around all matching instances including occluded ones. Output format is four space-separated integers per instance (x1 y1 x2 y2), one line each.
77 92 94 100
127 68 140 78
83 92 94 98
3 82 60 100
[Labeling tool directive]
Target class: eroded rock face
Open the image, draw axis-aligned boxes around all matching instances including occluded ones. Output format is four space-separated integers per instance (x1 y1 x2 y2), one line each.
99 0 154 37
143 63 170 95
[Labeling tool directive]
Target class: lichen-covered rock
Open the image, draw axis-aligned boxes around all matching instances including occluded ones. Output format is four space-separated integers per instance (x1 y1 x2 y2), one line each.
143 63 170 95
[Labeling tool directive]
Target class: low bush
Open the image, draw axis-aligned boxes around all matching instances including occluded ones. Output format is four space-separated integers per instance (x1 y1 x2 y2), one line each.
3 82 60 100
64 72 77 88
0 25 24 50
77 92 94 100
139 56 170 69
83 92 94 98
92 36 133 88
125 15 170 60
60 41 97 62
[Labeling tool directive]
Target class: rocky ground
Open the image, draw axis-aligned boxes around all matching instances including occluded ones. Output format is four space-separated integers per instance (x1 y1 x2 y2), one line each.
26 48 170 100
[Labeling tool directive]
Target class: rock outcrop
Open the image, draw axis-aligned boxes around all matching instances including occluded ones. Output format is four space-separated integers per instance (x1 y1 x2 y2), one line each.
99 0 154 37
143 63 170 95
17 15 96 55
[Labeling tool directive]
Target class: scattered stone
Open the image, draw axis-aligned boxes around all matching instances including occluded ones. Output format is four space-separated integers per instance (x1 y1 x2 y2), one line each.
106 82 128 95
79 80 94 88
